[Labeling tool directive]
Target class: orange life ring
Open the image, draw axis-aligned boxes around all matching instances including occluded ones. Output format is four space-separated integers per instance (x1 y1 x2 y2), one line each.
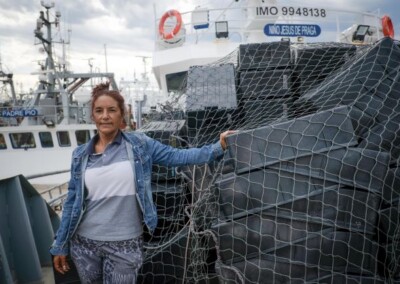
381 15 394 38
159 9 182 40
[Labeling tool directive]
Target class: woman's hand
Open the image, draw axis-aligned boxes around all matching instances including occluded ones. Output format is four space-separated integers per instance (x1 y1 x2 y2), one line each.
220 130 236 150
53 255 70 274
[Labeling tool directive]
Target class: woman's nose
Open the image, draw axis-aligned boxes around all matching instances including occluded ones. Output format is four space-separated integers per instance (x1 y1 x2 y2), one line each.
101 111 110 119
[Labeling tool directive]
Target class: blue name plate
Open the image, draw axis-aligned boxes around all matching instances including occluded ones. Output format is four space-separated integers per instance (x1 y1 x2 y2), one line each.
264 24 321 37
1 109 38 117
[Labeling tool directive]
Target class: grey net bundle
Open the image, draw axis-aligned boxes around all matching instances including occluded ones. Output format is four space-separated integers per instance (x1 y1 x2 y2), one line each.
137 37 400 283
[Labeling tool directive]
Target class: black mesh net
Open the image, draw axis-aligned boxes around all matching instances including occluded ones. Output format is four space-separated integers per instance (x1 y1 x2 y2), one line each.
137 37 400 283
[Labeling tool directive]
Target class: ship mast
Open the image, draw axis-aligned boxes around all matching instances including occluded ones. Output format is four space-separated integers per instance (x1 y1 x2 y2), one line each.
34 1 59 97
28 2 118 126
0 53 17 105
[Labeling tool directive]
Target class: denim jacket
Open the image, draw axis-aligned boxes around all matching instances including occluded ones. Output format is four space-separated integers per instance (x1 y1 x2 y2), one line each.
50 131 224 255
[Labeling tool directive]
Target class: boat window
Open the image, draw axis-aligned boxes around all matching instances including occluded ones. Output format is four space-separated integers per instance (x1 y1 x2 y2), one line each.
166 71 187 93
39 132 54 148
0 134 6 149
57 131 71 147
9 132 36 149
76 130 91 145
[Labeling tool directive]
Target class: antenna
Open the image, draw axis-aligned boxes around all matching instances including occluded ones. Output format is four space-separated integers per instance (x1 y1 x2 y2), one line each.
88 58 94 87
104 44 108 73
135 55 151 80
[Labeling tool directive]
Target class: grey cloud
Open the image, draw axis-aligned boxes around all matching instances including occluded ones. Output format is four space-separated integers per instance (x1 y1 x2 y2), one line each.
0 0 36 11
56 0 107 25
98 0 157 29
60 1 156 54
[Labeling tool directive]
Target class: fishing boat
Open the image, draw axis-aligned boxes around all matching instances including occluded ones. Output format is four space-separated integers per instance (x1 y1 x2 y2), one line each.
0 2 119 182
136 1 400 283
152 0 393 98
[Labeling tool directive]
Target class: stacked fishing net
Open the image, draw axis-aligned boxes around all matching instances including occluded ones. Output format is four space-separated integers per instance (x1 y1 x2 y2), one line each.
138 38 400 283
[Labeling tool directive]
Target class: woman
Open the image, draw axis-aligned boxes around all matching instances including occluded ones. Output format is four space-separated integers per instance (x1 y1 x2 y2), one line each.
50 82 233 283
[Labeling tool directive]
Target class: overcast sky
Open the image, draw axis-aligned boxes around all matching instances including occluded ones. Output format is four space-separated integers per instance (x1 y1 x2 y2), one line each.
0 0 399 98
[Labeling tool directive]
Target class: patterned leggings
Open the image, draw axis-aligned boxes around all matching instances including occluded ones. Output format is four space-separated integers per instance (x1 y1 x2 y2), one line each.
70 234 143 284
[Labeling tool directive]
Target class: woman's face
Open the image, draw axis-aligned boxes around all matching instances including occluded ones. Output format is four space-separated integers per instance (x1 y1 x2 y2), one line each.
92 95 123 137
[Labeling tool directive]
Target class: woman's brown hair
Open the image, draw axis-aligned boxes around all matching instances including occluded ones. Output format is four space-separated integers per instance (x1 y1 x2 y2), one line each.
91 81 125 117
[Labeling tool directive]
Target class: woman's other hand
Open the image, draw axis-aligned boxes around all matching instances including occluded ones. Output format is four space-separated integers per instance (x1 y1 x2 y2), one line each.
53 255 70 274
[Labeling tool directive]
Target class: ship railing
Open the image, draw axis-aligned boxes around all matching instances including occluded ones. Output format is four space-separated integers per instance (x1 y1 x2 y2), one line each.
26 170 69 211
40 182 69 209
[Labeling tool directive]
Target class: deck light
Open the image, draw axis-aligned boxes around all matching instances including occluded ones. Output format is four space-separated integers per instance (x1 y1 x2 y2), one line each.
215 21 229 39
43 119 55 127
353 25 370 42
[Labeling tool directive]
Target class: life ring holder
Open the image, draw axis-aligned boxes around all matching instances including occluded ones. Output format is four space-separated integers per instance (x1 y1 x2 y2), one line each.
381 15 394 38
159 9 182 40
